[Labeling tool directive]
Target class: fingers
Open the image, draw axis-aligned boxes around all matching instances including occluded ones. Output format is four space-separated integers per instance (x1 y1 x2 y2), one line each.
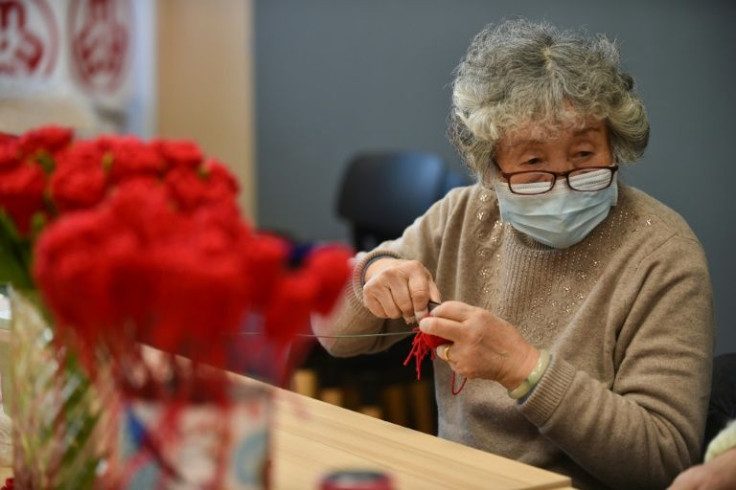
429 300 476 322
415 282 443 322
363 259 440 322
408 273 432 321
366 271 417 321
362 258 407 319
418 314 461 343
385 278 415 321
363 289 393 319
418 301 476 341
666 465 704 490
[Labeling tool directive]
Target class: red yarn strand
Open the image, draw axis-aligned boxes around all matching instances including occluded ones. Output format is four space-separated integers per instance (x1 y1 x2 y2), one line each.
403 329 467 395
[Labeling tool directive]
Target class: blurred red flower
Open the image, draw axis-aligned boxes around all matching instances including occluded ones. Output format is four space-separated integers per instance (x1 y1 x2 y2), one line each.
0 126 353 395
0 160 46 235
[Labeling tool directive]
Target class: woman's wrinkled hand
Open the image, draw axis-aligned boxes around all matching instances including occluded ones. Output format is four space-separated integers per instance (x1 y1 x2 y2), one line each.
362 258 441 324
667 449 736 490
418 301 538 390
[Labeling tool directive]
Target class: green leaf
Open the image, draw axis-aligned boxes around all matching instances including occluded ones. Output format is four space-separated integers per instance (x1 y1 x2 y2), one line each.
36 151 56 175
0 212 33 288
0 210 21 242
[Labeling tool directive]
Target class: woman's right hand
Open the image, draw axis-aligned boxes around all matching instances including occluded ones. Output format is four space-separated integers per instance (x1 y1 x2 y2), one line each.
667 449 736 490
362 258 441 324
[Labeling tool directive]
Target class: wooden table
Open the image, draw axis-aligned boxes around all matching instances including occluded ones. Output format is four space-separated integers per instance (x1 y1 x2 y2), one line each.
266 379 573 489
0 354 574 489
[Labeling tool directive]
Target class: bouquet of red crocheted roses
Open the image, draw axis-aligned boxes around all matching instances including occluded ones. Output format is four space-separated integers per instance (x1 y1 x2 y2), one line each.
0 126 352 392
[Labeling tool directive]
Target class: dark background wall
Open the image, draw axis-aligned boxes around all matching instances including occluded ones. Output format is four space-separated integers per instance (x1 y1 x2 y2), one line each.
254 0 736 354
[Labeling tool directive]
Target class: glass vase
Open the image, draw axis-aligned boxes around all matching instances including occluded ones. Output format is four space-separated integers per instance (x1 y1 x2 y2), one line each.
0 285 13 470
7 288 115 489
110 381 273 489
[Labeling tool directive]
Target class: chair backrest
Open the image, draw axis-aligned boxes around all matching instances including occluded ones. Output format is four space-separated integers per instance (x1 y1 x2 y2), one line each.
337 151 470 250
440 166 473 197
704 352 736 457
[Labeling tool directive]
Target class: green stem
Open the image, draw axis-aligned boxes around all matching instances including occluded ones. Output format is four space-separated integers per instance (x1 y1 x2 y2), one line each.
0 211 34 288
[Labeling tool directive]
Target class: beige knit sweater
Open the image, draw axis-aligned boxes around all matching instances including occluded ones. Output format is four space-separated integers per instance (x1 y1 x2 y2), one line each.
314 182 714 490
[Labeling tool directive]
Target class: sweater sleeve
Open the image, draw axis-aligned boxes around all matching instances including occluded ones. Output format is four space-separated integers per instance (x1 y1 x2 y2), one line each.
311 188 458 357
518 234 715 490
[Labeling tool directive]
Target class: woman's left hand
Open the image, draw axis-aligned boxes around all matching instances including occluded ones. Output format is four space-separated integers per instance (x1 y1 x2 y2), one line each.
418 301 539 390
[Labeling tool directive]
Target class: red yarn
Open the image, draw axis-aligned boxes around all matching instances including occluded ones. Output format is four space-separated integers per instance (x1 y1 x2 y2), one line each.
403 330 447 379
403 330 467 395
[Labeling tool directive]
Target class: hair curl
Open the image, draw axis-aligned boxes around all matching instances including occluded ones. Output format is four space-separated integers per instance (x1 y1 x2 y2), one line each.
448 19 649 179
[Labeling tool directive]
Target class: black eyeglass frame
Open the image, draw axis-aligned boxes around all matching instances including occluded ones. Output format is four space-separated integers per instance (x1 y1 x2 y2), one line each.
499 165 619 195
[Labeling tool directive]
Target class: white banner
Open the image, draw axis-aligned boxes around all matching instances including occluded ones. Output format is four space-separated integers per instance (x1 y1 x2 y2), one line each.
0 0 153 135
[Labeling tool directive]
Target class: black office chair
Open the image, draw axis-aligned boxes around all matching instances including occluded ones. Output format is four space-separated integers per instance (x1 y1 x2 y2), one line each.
440 165 474 198
703 352 736 458
336 151 465 250
302 151 471 432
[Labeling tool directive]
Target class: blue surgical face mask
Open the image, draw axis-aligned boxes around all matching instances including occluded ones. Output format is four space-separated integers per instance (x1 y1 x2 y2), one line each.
492 171 618 249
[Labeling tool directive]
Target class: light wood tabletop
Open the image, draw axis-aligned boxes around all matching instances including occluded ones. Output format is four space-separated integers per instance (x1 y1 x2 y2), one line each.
266 378 573 489
0 346 574 489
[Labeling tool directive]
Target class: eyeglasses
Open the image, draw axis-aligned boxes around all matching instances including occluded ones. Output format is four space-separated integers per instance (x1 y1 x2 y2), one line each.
500 165 619 195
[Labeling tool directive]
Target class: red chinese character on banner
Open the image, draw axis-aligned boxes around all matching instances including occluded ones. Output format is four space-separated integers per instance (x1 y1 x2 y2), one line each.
0 0 57 78
70 0 130 94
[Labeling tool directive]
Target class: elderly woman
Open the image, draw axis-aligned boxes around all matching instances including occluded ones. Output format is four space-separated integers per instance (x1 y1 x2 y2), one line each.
313 19 714 490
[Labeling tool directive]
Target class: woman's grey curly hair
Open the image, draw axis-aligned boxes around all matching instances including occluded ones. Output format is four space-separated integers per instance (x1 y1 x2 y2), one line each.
448 19 649 180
